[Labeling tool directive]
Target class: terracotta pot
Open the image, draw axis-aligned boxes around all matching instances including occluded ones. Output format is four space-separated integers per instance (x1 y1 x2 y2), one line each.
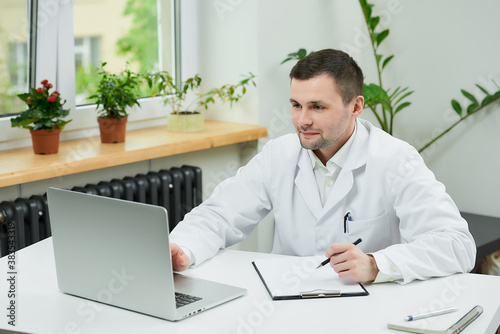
167 113 204 132
98 117 128 143
29 128 61 155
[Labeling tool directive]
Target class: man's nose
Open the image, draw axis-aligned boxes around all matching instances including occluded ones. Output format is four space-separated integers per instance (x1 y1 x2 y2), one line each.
298 110 312 127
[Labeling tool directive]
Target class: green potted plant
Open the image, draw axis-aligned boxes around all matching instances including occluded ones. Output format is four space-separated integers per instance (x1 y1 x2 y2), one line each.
89 62 141 143
10 79 71 154
145 71 256 132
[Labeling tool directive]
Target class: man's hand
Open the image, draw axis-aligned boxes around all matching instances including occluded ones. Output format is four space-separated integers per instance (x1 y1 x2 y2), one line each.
325 243 379 283
170 243 190 272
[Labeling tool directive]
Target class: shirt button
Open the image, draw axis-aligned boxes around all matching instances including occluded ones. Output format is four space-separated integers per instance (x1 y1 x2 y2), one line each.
389 278 394 282
391 266 397 272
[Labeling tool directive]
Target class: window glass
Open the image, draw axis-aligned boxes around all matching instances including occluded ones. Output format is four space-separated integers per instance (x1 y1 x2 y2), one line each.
74 0 172 106
0 0 30 116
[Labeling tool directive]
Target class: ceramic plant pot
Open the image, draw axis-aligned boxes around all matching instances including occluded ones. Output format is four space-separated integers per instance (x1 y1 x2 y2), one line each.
167 112 204 132
98 116 128 143
29 128 61 154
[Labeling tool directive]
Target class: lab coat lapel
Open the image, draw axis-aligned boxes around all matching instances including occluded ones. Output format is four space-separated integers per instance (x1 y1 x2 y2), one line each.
320 119 369 217
295 149 323 220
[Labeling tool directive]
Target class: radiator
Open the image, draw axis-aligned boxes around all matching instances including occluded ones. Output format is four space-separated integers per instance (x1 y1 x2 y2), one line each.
0 165 202 257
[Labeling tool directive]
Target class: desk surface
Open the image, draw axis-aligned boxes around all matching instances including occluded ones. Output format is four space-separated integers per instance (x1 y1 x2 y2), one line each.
1 239 499 334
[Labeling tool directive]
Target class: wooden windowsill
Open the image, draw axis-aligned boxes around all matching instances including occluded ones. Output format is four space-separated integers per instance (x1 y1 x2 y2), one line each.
0 121 268 188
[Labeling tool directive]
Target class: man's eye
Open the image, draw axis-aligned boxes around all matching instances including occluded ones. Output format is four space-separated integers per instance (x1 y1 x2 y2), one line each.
314 105 324 110
292 103 301 109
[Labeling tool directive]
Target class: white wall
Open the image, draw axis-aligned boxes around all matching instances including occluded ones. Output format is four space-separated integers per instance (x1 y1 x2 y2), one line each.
374 0 500 218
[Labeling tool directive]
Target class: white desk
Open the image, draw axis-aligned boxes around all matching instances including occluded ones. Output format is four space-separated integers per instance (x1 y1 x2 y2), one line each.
1 238 500 334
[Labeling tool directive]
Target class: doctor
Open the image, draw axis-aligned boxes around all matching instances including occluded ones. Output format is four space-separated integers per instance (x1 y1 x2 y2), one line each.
169 49 476 284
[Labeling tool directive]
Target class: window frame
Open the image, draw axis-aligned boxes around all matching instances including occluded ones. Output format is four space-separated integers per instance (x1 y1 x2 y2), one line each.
0 0 195 151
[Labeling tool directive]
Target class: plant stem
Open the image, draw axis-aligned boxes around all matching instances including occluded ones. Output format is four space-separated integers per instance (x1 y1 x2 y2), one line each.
367 103 385 130
418 96 500 153
360 2 389 134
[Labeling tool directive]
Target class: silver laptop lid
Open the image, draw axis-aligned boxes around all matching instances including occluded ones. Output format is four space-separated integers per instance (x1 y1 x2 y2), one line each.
47 187 178 319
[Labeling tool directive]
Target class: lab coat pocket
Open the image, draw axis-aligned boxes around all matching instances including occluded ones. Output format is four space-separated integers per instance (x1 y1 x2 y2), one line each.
346 211 391 253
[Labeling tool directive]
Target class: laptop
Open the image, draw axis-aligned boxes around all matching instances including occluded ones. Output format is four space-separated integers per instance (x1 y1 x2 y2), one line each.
46 187 246 321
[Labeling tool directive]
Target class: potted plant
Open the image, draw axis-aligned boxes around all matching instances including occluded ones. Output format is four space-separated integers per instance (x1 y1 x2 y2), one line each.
145 71 256 132
10 79 71 154
89 62 141 143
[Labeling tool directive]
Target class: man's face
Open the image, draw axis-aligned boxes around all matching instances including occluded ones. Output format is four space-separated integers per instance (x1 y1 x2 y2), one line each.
290 74 358 161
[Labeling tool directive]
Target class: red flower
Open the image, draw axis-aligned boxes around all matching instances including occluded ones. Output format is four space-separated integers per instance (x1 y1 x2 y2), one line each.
26 96 32 104
54 90 60 96
36 87 45 94
41 79 48 86
47 95 58 103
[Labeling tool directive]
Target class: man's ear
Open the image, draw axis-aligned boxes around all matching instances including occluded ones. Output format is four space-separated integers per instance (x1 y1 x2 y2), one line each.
352 95 364 117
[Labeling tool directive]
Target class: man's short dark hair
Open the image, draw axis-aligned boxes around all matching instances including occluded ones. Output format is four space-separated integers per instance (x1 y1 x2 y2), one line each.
289 49 364 105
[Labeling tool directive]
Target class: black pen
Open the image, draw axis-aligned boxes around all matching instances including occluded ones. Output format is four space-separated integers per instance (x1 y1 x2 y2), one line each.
315 238 363 269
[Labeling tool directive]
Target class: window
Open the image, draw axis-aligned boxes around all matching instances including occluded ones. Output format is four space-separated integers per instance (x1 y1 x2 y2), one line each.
73 0 171 105
0 0 30 116
0 0 181 149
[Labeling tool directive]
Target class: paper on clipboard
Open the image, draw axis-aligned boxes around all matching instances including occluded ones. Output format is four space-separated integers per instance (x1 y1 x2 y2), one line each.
252 256 368 300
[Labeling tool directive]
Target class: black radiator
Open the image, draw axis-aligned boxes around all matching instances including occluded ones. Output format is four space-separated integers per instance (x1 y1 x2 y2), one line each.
0 165 202 257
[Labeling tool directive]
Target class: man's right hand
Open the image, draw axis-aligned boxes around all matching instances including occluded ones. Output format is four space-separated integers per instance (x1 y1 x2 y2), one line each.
170 243 190 272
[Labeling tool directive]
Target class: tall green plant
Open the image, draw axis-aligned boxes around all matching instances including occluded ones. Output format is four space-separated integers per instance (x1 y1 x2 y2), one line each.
358 0 413 135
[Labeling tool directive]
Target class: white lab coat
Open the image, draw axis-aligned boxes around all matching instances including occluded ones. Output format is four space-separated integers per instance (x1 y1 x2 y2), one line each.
170 119 476 284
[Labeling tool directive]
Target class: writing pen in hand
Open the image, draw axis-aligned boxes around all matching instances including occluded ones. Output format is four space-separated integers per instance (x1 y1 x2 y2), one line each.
316 238 363 269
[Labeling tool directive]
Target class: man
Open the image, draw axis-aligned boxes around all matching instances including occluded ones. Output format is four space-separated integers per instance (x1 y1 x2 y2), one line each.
170 49 476 284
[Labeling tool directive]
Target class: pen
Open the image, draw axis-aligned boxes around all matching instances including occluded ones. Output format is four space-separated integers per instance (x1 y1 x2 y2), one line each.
343 212 352 233
316 238 362 269
404 307 459 321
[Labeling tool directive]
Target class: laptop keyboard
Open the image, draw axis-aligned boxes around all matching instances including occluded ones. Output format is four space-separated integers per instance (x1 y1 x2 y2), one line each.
175 292 203 308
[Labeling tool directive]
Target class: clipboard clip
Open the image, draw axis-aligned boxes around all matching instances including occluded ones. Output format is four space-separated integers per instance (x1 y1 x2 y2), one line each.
300 289 341 298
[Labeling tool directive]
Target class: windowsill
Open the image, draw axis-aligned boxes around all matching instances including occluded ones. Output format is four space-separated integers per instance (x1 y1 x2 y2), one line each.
0 120 268 188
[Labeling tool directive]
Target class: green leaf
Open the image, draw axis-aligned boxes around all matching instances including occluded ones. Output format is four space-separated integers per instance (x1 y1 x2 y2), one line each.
461 89 478 105
394 101 411 114
451 99 462 116
280 48 308 64
369 16 379 31
376 29 389 46
481 95 496 107
389 86 410 101
467 103 478 114
382 55 394 70
394 90 413 105
297 48 307 58
360 0 373 21
475 84 490 96
363 83 391 106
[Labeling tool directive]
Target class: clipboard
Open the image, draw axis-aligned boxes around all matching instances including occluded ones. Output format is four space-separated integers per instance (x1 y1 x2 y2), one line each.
252 256 369 300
